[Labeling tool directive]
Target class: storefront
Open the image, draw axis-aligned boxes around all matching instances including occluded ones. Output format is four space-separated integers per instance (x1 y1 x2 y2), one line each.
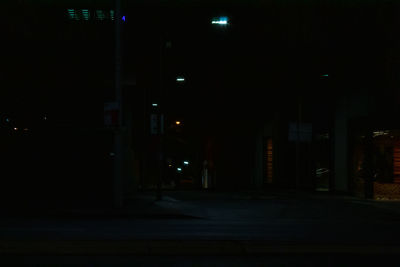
350 122 400 199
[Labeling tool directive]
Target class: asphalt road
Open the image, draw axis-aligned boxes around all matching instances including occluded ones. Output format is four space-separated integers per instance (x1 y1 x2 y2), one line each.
1 191 400 265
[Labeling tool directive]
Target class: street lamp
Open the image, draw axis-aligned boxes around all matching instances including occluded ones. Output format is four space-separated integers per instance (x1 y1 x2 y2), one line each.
176 76 185 82
211 16 229 25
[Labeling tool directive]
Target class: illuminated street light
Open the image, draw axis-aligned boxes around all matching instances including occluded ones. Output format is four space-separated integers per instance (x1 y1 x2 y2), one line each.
175 121 181 125
177 167 182 172
211 16 228 25
176 76 185 82
152 103 158 107
183 161 189 165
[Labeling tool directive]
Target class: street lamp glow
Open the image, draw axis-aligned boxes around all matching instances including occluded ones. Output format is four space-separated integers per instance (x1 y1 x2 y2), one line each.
175 121 181 125
211 17 228 25
177 167 182 172
152 103 158 107
183 161 189 165
176 77 185 82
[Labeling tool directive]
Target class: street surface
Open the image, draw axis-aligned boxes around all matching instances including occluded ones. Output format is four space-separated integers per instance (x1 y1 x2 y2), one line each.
1 190 400 265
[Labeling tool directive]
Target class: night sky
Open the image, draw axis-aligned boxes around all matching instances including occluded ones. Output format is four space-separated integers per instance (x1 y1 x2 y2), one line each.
2 1 398 128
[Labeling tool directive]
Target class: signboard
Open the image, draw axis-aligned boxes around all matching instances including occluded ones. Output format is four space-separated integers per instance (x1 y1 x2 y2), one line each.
104 102 119 126
289 122 312 142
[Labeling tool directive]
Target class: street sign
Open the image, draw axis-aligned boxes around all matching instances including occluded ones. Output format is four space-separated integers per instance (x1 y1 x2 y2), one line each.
104 102 119 126
289 122 312 142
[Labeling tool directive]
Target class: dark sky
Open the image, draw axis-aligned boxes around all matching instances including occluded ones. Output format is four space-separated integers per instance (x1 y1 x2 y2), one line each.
1 1 399 127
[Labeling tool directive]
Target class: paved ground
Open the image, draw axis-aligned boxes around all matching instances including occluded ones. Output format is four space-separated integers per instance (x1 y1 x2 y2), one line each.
2 190 400 265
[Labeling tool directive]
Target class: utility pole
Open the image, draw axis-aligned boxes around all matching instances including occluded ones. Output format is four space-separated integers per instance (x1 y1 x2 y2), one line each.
113 0 123 208
156 33 165 201
296 95 302 189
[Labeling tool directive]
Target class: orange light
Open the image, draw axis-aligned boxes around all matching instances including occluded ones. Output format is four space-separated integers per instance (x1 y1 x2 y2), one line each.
175 121 181 125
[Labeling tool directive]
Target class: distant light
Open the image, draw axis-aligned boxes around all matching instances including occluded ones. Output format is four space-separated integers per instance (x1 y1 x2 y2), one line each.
373 130 389 137
96 10 105 20
152 103 158 107
175 121 181 125
43 116 47 120
211 17 228 25
176 77 185 82
168 164 172 167
82 9 90 20
177 167 182 172
122 16 126 21
183 161 189 165
5 118 9 123
110 152 115 156
13 128 18 131
322 74 329 77
23 128 28 131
